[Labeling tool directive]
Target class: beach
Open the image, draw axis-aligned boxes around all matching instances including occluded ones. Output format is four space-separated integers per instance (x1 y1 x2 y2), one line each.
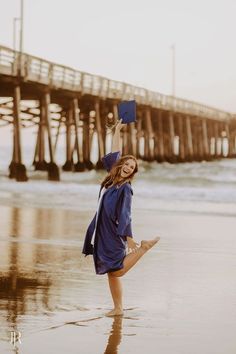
0 203 236 354
1 151 236 353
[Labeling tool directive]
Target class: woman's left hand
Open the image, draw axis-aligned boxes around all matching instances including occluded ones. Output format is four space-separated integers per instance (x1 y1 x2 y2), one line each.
127 236 139 253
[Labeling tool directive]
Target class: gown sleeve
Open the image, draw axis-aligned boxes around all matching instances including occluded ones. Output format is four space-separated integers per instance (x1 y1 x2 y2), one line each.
102 151 121 172
116 184 133 239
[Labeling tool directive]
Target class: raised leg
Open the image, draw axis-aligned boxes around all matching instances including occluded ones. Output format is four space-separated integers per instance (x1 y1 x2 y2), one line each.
109 237 160 278
105 237 160 316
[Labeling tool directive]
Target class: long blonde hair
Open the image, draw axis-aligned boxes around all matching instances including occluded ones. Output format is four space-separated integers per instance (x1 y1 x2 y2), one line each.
101 155 138 189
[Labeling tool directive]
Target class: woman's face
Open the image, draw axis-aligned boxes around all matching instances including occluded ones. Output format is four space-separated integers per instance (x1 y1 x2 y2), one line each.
120 159 136 179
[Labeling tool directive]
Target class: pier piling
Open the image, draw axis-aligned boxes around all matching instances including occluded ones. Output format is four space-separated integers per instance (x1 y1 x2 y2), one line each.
0 45 236 181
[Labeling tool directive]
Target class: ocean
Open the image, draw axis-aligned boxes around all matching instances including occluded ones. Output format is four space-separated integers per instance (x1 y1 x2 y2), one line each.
0 145 236 216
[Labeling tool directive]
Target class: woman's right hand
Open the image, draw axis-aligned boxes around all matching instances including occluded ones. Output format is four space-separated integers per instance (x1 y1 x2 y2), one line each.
115 119 126 131
111 119 126 152
127 236 139 253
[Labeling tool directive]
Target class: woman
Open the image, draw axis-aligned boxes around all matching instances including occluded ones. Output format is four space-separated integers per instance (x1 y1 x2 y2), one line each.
82 120 160 316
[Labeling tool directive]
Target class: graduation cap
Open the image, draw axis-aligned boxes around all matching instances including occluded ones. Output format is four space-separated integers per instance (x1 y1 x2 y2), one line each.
117 100 136 124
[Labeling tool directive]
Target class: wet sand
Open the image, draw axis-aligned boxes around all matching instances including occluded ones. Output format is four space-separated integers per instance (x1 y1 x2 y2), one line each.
0 205 236 354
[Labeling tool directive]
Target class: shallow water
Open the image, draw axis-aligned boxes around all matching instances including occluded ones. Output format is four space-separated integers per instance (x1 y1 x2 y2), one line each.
1 144 236 352
0 205 236 354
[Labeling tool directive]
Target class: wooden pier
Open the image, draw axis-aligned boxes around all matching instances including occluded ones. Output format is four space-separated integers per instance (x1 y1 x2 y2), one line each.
0 45 236 181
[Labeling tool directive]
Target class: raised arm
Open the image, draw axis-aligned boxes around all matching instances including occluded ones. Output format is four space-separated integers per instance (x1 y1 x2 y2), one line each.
101 120 126 172
111 119 126 153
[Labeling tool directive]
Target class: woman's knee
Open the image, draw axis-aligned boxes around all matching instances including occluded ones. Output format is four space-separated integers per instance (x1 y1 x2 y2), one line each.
108 269 125 277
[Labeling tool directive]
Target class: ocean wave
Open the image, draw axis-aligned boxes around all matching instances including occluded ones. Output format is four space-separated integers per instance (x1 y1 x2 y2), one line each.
0 145 236 214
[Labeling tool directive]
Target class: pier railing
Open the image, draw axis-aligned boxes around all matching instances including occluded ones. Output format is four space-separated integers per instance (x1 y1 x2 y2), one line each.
0 45 233 122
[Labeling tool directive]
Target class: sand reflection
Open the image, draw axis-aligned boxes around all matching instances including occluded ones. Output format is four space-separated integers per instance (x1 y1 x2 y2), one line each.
0 205 88 341
0 207 54 339
104 316 123 354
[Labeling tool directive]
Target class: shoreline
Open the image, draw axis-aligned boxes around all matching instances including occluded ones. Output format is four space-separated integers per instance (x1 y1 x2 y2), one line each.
0 204 236 354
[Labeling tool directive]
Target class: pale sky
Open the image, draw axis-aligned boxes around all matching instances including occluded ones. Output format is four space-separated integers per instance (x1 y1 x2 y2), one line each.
0 0 236 148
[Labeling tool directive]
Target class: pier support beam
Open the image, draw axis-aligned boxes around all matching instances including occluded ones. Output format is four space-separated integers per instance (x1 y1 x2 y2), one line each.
83 114 94 170
53 115 63 159
167 111 176 163
162 112 170 161
196 119 204 161
191 119 199 161
143 108 154 161
72 98 85 172
207 120 214 158
136 116 142 159
122 124 129 155
43 92 60 181
95 99 105 169
201 118 210 160
156 110 164 162
34 98 48 171
214 122 219 158
9 85 28 181
219 123 224 158
185 116 193 161
177 114 185 162
129 123 136 156
231 121 236 155
62 104 74 171
226 122 236 157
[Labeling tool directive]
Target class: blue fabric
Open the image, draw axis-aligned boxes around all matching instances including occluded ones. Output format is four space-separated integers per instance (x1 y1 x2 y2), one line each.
118 100 136 124
101 151 121 172
82 214 96 256
82 151 133 275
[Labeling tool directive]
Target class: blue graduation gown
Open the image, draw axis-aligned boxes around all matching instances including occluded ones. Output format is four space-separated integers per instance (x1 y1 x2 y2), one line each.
82 151 133 275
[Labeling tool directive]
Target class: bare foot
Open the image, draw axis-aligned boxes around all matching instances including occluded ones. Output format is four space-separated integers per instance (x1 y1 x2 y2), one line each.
105 309 124 317
141 237 160 252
